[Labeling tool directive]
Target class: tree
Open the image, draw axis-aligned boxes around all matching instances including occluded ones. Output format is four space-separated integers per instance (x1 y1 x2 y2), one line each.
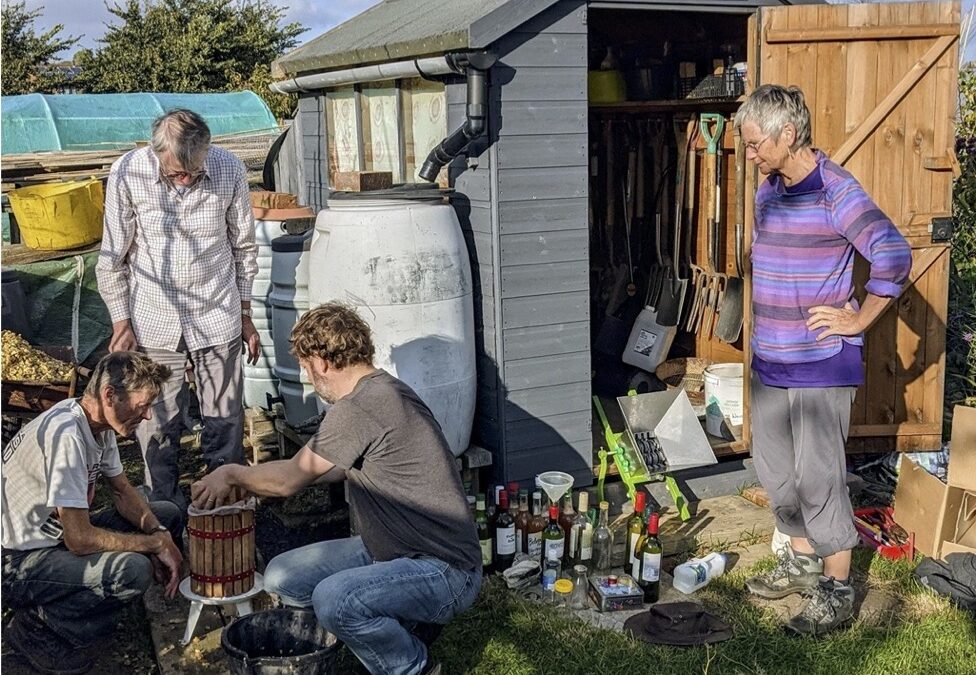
75 0 304 119
1 1 79 95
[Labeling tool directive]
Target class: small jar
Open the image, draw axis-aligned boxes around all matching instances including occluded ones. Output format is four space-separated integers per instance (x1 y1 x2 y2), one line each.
570 564 589 610
553 579 574 609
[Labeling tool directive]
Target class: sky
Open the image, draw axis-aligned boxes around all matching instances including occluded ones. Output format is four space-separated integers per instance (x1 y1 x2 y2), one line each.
18 0 976 64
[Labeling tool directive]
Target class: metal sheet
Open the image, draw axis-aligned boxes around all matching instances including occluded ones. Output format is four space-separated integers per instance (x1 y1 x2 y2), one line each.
616 389 717 473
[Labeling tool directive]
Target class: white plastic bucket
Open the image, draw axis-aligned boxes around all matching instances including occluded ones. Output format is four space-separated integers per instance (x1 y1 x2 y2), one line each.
703 363 744 439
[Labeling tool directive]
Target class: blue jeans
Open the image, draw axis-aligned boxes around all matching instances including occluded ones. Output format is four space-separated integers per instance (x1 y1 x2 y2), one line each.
1 501 184 648
264 536 481 675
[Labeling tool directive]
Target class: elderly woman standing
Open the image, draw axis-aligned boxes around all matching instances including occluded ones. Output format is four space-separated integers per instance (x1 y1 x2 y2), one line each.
734 85 911 636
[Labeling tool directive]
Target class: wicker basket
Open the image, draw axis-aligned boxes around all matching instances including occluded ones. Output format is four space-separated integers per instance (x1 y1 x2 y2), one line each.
655 357 711 411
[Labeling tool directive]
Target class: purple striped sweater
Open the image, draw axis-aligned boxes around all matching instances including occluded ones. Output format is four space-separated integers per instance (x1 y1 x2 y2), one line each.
750 150 911 364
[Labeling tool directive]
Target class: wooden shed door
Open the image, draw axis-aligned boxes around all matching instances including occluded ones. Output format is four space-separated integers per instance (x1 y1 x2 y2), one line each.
753 1 960 452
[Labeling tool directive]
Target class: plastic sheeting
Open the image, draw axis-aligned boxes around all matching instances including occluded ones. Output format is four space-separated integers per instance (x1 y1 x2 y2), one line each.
8 252 111 363
1 91 279 155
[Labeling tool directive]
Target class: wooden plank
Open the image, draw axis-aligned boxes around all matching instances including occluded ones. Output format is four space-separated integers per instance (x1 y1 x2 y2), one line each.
498 67 586 102
502 290 588 329
921 246 950 429
496 165 587 201
495 133 587 169
848 423 942 437
500 229 588 266
506 439 594 486
765 23 958 44
497 33 587 67
497 198 587 235
503 351 590 390
814 3 847 158
761 6 790 87
497 100 586 137
833 35 957 168
501 260 588 298
505 380 592 421
847 435 942 453
502 321 590 360
506 411 591 452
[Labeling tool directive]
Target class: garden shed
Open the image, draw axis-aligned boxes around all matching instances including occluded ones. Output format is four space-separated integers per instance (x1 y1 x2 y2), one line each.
270 0 961 488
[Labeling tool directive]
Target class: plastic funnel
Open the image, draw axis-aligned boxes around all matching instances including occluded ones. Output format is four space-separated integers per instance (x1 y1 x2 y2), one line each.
535 471 575 504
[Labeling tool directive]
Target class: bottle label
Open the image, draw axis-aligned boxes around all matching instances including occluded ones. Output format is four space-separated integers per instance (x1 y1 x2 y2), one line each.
480 539 493 566
496 525 516 555
527 532 543 558
641 553 661 582
693 562 707 584
580 526 593 560
628 532 641 568
569 524 580 555
545 538 564 561
542 568 557 591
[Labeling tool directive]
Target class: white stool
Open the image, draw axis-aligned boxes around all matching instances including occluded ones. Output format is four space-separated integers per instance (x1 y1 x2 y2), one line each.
179 572 264 646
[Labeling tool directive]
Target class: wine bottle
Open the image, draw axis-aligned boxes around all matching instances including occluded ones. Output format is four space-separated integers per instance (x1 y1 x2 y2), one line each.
542 504 565 568
558 492 576 565
494 490 516 572
486 484 500 531
637 512 662 602
476 493 493 574
571 491 594 571
592 501 613 575
625 491 647 577
526 491 546 561
514 489 531 554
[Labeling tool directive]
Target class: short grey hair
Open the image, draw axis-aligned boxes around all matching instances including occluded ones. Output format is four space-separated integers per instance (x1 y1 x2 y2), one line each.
734 84 812 151
151 109 211 170
84 351 171 401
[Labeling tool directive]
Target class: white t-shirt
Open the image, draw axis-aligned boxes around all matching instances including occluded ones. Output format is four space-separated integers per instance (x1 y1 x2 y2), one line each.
1 398 124 550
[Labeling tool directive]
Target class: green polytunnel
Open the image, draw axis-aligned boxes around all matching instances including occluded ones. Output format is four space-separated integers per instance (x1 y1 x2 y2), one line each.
0 91 280 155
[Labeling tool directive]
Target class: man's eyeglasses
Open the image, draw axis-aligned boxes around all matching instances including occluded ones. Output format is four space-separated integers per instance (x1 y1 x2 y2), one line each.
163 169 205 181
743 135 771 153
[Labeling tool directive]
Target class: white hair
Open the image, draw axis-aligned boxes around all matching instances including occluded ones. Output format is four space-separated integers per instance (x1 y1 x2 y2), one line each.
150 108 211 169
734 84 813 151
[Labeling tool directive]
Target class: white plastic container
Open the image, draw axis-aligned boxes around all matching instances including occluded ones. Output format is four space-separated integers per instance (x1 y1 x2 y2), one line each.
703 363 744 439
621 305 677 373
243 219 289 408
672 552 727 594
309 193 476 456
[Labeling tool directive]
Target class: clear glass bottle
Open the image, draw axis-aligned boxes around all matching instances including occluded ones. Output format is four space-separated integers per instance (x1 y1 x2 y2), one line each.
570 564 589 610
526 491 546 561
592 500 613 575
571 491 593 572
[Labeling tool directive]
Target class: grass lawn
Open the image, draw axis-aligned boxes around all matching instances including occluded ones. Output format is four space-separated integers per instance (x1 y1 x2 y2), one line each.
427 550 976 675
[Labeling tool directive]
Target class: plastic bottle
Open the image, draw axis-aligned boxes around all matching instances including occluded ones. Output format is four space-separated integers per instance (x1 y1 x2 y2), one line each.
672 552 727 594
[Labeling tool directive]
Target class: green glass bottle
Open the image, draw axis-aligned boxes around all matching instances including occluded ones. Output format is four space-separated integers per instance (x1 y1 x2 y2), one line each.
476 493 493 575
637 512 663 602
625 491 647 578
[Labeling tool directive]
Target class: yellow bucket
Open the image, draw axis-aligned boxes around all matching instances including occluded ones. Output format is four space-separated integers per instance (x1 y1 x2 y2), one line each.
8 179 104 251
588 70 627 104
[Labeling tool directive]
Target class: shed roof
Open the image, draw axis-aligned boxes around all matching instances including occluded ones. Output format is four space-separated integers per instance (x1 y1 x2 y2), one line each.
273 0 820 79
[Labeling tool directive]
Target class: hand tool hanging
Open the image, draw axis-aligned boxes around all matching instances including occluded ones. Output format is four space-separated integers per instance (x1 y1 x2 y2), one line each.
681 116 701 331
695 113 727 340
715 122 745 344
656 115 695 327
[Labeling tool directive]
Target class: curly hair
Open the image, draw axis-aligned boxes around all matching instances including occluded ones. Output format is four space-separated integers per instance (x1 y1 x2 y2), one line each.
84 351 172 400
291 302 375 369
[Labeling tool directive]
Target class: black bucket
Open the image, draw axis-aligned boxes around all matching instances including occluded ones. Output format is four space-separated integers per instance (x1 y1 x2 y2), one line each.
221 608 339 675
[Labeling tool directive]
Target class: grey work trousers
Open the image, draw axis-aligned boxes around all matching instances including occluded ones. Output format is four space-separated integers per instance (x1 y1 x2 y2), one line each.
750 372 860 558
1 501 183 648
137 338 245 510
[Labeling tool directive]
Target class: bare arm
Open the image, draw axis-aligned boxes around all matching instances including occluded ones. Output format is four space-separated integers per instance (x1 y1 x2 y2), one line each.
807 293 892 341
191 447 344 508
107 472 163 533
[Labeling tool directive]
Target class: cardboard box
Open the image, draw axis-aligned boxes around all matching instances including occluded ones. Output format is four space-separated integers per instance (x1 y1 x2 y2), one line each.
333 171 393 192
893 405 976 559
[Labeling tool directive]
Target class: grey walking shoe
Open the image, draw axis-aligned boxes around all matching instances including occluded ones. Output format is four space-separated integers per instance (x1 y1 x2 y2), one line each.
786 577 856 637
745 549 823 599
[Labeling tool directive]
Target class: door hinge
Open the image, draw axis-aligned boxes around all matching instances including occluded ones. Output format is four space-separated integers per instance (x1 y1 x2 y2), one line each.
580 7 587 26
931 217 953 243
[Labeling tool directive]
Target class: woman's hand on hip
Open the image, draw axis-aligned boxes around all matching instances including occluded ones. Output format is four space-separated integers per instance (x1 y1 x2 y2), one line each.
807 302 863 340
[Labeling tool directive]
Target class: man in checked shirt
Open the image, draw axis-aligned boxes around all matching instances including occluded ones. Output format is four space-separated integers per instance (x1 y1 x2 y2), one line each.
96 109 259 511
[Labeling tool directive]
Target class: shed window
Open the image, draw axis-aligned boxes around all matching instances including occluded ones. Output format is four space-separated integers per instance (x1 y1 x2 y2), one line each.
325 78 447 187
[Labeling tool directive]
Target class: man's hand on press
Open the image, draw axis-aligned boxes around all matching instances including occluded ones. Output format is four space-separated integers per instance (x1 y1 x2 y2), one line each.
150 531 184 599
242 316 261 365
191 464 237 510
109 319 138 352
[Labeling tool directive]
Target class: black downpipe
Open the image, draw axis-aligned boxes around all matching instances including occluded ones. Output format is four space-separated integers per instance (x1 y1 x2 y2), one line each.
418 52 496 182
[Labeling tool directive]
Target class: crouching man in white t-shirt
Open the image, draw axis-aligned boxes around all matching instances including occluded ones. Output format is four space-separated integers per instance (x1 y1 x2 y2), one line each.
1 351 184 675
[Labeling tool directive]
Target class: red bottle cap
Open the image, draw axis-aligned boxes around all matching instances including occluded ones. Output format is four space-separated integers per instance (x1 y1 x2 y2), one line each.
507 481 520 493
634 491 646 513
549 504 559 520
647 511 660 535
498 490 510 509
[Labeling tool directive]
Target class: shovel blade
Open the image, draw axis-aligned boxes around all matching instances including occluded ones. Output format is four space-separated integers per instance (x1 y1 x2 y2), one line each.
714 277 744 343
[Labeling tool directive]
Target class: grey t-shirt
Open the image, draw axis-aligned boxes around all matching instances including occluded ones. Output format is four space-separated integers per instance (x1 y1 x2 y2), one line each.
309 370 480 571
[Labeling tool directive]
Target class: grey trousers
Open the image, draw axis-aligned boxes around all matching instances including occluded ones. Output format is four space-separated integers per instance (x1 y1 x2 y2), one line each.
138 338 245 510
1 501 183 648
750 372 860 558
